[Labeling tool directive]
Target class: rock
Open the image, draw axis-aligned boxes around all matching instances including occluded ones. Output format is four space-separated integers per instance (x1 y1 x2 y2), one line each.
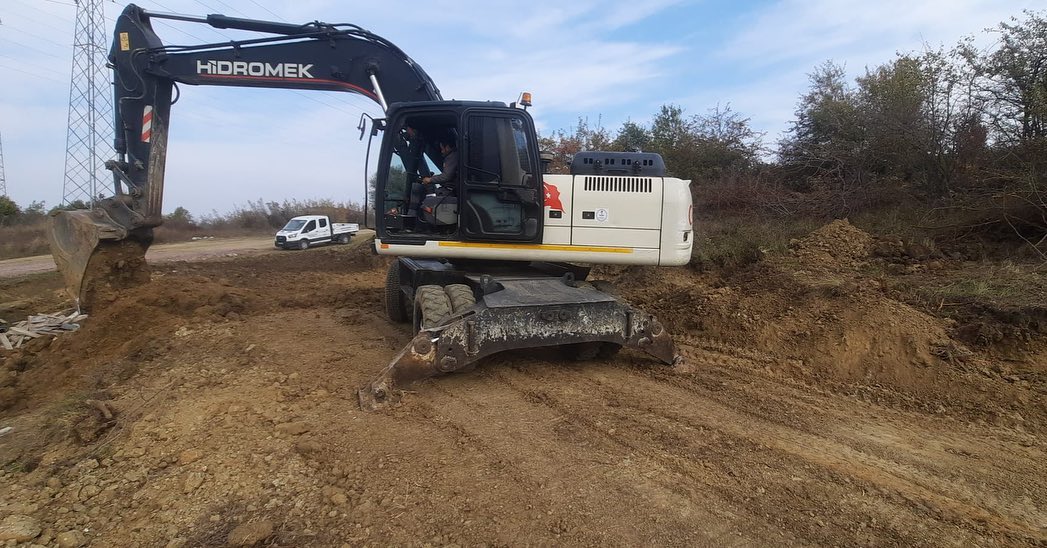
164 538 187 548
183 472 205 494
294 439 322 455
46 477 62 489
275 422 311 436
55 530 86 548
78 484 101 501
177 449 204 465
226 521 274 546
76 459 99 472
0 514 41 542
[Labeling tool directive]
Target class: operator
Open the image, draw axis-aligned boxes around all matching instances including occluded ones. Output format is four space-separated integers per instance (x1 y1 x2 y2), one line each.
422 138 458 189
407 137 457 217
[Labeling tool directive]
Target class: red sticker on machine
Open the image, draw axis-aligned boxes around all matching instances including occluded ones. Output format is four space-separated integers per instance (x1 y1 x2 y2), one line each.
543 182 563 211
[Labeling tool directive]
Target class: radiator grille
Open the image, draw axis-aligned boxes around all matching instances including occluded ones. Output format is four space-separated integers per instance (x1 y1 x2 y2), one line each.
583 176 653 193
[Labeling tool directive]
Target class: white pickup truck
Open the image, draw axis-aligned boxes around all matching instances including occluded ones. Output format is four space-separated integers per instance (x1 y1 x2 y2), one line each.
275 215 359 250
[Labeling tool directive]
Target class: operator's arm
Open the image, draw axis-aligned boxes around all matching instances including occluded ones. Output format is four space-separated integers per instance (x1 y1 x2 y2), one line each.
428 150 458 184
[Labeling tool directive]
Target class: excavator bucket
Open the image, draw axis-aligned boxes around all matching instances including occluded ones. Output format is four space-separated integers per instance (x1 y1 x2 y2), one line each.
48 209 151 310
359 278 681 411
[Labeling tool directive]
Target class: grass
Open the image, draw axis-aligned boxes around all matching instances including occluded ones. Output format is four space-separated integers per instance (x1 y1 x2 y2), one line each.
0 222 50 260
907 262 1046 308
691 213 821 271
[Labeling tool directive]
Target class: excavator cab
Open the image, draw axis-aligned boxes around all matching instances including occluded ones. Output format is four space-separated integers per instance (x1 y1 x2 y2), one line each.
375 102 544 245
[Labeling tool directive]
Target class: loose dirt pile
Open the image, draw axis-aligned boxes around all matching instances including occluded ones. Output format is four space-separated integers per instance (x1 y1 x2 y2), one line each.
788 218 873 274
0 227 1044 547
605 220 1043 428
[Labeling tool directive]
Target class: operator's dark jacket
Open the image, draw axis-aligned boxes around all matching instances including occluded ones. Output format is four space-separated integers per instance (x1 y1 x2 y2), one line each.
430 149 458 185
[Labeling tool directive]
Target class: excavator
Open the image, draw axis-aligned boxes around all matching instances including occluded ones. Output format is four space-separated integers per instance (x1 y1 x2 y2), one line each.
47 4 694 410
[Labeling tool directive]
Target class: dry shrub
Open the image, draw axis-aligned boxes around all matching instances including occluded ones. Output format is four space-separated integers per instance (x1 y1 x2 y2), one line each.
0 221 49 260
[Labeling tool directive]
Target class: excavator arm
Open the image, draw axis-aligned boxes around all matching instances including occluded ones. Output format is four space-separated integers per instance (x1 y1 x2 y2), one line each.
50 3 441 307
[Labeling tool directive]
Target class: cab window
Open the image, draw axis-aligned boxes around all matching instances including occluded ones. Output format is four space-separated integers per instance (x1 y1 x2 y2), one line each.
304 220 316 232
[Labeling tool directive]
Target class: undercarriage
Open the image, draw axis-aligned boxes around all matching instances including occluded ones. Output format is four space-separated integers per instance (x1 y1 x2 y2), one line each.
358 258 679 410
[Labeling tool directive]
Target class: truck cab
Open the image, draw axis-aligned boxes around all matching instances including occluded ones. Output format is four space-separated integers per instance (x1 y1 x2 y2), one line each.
275 215 358 250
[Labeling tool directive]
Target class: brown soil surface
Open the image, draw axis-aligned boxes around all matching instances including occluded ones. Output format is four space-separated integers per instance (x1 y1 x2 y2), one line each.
0 222 1045 547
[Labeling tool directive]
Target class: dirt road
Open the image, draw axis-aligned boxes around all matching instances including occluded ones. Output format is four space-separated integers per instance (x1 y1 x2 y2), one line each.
0 236 279 279
0 225 1044 546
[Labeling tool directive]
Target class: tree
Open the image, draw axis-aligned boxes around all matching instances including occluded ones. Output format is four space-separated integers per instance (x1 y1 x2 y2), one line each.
778 61 867 189
855 55 929 183
538 117 612 174
165 206 194 224
977 10 1047 146
0 196 19 226
164 206 197 230
611 120 651 152
691 103 764 176
48 200 89 215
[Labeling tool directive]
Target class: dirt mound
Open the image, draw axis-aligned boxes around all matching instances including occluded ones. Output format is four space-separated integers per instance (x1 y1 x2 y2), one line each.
787 218 873 274
0 238 390 414
613 220 1041 427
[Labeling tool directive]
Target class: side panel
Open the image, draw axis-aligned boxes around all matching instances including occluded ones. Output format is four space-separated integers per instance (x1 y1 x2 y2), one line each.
571 175 663 250
659 177 694 266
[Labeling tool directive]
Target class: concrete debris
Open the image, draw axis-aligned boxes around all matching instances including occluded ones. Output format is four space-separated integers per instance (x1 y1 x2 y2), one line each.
0 309 86 351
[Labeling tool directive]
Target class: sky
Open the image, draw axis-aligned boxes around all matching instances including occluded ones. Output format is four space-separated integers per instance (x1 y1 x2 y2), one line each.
0 0 1041 216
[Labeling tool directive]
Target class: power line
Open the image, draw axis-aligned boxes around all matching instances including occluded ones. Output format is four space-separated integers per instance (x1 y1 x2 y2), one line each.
245 0 286 22
0 59 66 83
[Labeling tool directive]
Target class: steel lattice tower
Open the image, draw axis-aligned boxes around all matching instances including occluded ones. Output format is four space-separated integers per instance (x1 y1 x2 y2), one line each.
0 131 7 198
62 0 113 206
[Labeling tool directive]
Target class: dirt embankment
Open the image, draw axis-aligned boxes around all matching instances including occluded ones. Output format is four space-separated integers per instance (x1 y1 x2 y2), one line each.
604 220 1045 427
0 224 1044 547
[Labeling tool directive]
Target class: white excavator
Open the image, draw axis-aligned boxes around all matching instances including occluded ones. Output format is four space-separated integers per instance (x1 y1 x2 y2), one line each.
47 4 694 409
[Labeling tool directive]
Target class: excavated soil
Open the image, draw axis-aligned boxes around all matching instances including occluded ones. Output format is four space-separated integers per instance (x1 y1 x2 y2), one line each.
0 225 1045 547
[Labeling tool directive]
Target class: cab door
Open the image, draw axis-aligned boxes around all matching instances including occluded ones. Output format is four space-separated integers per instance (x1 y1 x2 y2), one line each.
301 219 317 241
317 217 330 240
459 110 543 242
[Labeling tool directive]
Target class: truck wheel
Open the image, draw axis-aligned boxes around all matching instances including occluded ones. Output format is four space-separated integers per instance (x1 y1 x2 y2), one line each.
298 239 310 250
414 285 452 331
385 262 409 323
444 284 476 313
337 234 350 244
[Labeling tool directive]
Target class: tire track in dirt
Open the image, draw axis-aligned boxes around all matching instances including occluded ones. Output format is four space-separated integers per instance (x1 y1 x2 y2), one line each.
475 350 1047 545
404 369 781 546
663 341 1047 504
